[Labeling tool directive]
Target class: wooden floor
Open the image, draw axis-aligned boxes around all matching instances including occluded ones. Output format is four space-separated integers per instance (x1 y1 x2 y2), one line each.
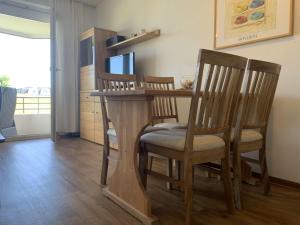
1 138 300 225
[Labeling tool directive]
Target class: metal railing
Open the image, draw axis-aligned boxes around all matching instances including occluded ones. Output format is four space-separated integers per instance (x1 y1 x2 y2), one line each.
15 96 51 115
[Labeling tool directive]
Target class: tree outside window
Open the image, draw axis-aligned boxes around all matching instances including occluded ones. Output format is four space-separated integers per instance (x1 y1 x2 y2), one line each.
0 75 10 87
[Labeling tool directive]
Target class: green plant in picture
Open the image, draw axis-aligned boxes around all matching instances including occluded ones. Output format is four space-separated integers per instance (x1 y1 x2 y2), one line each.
0 75 10 87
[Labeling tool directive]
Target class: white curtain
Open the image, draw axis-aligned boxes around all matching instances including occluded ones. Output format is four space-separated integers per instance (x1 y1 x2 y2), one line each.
53 0 95 134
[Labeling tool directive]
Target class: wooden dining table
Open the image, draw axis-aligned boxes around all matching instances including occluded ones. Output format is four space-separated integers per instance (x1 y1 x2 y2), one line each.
91 88 192 225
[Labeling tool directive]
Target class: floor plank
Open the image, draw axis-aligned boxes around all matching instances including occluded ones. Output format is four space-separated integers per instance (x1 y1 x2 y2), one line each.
0 138 300 225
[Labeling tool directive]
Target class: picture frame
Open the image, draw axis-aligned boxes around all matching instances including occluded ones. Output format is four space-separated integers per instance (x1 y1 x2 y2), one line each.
214 0 294 49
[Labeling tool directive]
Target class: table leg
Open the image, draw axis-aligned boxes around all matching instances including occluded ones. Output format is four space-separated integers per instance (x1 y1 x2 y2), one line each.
103 96 159 225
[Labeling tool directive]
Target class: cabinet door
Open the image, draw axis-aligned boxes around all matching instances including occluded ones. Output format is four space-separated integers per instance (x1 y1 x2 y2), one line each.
80 66 95 90
80 119 95 142
94 101 104 145
80 92 95 142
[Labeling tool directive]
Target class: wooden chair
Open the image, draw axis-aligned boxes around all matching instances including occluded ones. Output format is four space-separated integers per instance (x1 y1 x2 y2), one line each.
97 73 137 186
143 76 185 187
97 73 169 186
232 59 281 209
140 49 247 224
143 76 185 129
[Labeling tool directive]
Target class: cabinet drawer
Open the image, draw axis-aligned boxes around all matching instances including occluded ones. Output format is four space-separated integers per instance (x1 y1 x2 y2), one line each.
80 65 94 73
94 102 102 113
95 96 101 103
80 101 95 113
95 130 104 145
80 119 95 142
94 102 103 122
80 112 95 122
95 111 103 123
95 121 103 132
80 92 94 102
80 126 95 142
80 69 95 90
80 119 95 130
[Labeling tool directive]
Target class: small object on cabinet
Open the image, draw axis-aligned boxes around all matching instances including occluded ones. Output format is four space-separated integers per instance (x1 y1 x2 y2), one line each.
106 35 126 47
180 76 194 89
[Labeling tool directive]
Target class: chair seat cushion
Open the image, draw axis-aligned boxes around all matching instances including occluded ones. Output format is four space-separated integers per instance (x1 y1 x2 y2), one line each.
153 122 186 129
107 126 169 144
141 129 225 152
231 129 263 142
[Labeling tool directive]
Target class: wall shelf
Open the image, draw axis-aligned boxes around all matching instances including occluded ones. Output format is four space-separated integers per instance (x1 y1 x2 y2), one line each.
106 29 160 50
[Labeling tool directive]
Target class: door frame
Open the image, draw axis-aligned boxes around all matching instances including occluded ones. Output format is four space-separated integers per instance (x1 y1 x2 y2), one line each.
0 1 54 140
50 0 56 141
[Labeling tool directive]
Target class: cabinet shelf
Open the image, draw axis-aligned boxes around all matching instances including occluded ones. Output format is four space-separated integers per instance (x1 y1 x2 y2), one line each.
106 29 160 50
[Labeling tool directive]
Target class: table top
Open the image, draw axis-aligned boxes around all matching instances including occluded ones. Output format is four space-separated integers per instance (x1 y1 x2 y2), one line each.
91 88 193 97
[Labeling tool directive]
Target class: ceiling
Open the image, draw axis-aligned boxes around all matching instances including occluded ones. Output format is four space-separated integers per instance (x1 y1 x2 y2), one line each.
76 0 103 7
0 0 103 8
0 13 50 38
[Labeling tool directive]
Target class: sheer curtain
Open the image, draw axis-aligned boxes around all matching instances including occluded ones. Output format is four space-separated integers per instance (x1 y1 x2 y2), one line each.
52 0 95 136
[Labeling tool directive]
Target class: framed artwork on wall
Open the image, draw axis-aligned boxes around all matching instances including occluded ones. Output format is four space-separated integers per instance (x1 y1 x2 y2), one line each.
214 0 294 49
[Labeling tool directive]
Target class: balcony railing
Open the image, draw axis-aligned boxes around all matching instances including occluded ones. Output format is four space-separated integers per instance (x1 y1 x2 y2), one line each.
16 96 51 115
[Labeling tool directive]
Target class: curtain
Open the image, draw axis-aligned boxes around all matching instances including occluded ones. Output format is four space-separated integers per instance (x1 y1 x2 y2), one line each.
53 0 95 134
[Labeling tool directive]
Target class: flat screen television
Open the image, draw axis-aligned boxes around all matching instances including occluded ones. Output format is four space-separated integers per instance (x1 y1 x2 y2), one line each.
105 52 135 75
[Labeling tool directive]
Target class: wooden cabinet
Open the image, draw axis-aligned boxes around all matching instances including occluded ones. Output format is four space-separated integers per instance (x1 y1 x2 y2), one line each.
79 27 117 145
79 27 160 146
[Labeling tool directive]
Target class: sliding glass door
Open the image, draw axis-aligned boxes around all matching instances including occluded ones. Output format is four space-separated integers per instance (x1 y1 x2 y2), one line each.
0 0 52 140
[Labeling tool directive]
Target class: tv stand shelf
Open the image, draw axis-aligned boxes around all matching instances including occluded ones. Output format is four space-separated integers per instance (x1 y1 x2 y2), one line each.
106 29 160 50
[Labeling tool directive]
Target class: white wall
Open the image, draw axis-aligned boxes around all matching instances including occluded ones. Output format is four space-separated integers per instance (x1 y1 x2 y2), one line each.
95 0 300 183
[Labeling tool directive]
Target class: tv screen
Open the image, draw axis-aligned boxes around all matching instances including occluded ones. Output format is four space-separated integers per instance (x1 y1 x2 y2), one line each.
105 52 135 75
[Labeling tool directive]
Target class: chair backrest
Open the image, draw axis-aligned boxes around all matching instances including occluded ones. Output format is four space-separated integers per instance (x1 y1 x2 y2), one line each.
185 49 247 150
98 73 137 92
97 73 137 136
239 59 281 133
143 76 179 123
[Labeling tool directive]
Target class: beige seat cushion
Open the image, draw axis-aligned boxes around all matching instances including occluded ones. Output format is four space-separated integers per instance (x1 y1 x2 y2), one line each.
141 129 225 152
154 122 187 129
231 129 263 143
107 126 169 144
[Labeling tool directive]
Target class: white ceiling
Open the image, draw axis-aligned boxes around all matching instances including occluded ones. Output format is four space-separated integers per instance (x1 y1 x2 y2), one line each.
0 13 50 38
0 0 103 7
76 0 103 7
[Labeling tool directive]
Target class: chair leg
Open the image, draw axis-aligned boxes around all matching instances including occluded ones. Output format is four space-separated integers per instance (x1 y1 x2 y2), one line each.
184 161 193 225
101 143 109 186
176 160 185 192
232 145 243 210
176 160 181 181
222 155 235 214
167 158 173 190
259 145 271 195
148 156 154 171
139 146 148 188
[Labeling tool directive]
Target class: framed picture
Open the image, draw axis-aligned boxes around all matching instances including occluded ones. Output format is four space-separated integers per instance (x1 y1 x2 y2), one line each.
214 0 294 49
